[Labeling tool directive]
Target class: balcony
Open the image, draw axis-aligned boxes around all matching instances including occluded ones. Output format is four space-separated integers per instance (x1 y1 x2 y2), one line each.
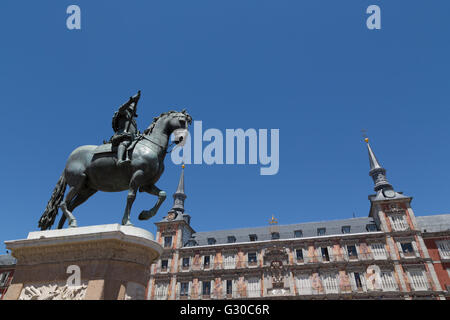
175 289 262 300
247 260 259 267
203 263 211 270
438 253 450 263
266 286 291 296
408 281 434 292
181 264 190 271
153 293 169 300
156 266 169 273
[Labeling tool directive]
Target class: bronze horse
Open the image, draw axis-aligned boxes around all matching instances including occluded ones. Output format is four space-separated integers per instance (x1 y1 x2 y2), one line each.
38 110 192 230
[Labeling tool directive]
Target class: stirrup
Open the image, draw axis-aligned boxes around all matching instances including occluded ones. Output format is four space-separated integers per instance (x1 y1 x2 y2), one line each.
117 159 131 166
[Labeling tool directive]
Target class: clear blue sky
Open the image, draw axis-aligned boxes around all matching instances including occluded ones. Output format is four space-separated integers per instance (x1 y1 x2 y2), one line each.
1 1 449 251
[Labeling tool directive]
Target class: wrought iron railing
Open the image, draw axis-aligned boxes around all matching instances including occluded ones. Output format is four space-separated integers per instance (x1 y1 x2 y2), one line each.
175 289 263 300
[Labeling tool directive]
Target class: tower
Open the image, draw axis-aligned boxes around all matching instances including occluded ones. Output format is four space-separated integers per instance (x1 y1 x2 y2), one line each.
149 165 196 299
365 138 443 296
365 138 412 226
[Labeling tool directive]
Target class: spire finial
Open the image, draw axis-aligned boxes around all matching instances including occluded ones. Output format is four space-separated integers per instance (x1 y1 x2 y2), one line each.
269 214 278 225
170 165 187 214
364 139 393 193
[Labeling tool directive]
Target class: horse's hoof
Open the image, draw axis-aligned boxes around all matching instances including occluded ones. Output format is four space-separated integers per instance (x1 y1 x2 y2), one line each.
139 209 156 221
68 220 78 228
138 210 149 220
122 220 133 227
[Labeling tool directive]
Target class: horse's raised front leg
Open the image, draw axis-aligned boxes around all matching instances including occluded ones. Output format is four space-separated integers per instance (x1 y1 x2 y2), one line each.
122 170 145 226
138 185 166 221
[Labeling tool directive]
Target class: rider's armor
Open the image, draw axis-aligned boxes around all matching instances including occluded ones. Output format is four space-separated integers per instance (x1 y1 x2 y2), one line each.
111 91 140 166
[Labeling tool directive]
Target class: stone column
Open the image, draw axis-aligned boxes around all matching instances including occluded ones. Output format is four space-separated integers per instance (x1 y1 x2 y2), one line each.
3 224 163 300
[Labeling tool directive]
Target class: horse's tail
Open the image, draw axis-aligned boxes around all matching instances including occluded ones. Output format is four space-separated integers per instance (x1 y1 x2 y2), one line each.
38 171 67 230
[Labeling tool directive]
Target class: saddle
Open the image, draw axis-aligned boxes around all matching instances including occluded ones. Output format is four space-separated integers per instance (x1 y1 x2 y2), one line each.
94 135 142 159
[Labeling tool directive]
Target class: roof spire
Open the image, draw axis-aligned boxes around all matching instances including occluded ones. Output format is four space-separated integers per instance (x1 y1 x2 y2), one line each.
364 138 393 193
169 164 187 214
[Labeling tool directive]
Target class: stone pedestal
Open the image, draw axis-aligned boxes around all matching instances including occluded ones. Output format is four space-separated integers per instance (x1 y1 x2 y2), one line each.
3 224 163 300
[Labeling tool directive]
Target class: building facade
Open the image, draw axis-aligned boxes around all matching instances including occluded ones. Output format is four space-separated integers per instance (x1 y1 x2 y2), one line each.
0 254 16 300
147 141 450 300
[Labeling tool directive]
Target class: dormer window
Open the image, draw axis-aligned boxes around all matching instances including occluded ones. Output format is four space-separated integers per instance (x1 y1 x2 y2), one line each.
271 232 280 240
317 228 326 236
186 239 197 247
342 226 351 234
294 230 303 238
207 238 216 245
249 234 258 242
366 224 377 232
227 236 236 243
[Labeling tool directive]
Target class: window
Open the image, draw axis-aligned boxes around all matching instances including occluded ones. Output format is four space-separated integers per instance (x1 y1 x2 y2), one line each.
247 277 261 298
186 239 197 247
390 215 409 231
164 236 172 248
248 252 257 264
161 259 169 271
294 230 303 238
249 234 258 242
227 236 236 243
321 273 339 294
321 247 330 262
371 243 387 260
354 272 363 290
380 271 398 291
203 256 210 267
226 280 233 295
436 240 450 259
0 272 9 287
180 282 189 296
342 226 351 234
271 232 280 240
400 242 415 256
408 268 428 291
182 257 190 268
223 253 235 269
155 282 169 300
317 228 326 236
202 281 211 296
296 274 312 295
366 224 377 232
296 249 304 261
207 238 216 245
347 245 358 258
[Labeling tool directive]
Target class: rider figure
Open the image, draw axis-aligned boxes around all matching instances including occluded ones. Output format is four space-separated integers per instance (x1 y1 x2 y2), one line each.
111 90 141 166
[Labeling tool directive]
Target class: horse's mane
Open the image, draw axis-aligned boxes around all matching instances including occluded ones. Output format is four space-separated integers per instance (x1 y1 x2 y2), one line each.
144 110 191 135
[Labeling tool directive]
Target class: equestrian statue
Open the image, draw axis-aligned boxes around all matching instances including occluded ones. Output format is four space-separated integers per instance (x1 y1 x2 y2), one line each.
38 91 192 230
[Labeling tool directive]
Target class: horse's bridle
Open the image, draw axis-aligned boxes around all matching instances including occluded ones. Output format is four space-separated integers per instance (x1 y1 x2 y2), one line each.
141 114 190 153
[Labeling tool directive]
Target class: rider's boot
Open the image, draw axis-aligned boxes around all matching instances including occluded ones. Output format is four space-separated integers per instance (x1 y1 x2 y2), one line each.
117 144 130 166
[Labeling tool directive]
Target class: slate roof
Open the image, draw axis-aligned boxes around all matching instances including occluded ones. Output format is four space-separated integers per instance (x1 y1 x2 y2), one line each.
186 217 378 247
0 254 16 267
416 214 450 233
